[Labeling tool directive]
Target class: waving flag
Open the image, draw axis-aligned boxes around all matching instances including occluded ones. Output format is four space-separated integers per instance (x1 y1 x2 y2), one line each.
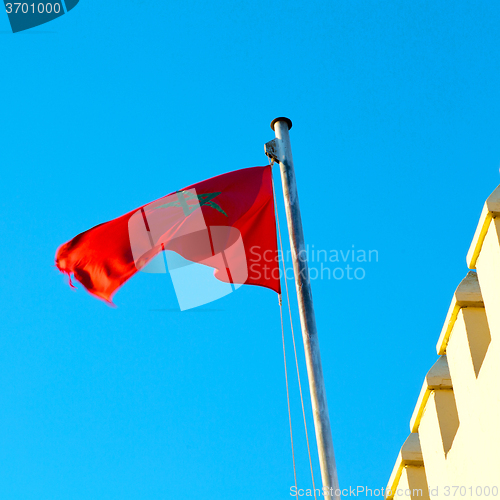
56 166 280 306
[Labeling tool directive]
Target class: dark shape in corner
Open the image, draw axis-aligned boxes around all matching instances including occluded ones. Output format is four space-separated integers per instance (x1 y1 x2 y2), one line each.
4 0 79 33
64 0 79 12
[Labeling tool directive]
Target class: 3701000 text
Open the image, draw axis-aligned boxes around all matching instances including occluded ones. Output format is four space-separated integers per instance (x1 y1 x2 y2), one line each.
443 485 498 496
5 3 61 14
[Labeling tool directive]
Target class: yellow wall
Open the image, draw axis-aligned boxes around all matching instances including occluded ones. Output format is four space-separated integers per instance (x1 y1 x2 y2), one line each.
386 185 500 499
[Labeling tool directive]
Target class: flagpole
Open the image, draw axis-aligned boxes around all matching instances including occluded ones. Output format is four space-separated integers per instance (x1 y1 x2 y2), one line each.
265 117 340 499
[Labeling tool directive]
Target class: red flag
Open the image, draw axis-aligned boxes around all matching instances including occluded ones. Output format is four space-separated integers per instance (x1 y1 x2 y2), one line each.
56 166 280 305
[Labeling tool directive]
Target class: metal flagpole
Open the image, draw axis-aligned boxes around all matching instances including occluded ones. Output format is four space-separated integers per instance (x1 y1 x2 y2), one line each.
265 117 340 499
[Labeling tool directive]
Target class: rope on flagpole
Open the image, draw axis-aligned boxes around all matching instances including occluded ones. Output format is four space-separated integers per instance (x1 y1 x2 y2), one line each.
271 160 317 500
279 292 298 500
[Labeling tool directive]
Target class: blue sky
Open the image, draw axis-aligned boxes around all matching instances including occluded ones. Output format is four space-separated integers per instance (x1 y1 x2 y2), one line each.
1 1 500 498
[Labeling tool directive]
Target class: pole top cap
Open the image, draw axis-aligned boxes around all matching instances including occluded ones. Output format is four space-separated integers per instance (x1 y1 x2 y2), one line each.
270 117 292 131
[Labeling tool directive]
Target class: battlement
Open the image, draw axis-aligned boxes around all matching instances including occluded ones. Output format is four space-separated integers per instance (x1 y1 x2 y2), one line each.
386 185 500 499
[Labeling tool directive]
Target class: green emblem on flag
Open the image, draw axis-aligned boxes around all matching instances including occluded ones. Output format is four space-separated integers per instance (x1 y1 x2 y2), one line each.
156 191 228 217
